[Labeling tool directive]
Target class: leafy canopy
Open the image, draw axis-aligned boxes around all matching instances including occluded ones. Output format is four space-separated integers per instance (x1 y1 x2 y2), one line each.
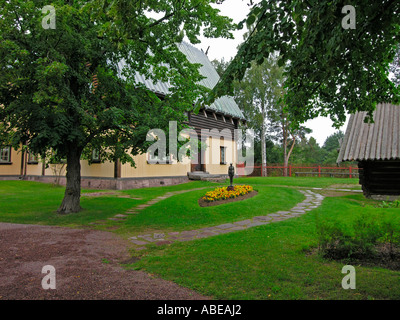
210 0 400 127
0 0 235 163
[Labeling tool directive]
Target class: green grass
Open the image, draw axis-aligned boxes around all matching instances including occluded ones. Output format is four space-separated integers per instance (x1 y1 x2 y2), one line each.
0 180 135 227
235 176 360 188
1 177 398 300
0 180 304 235
131 193 400 300
119 180 217 202
116 186 304 234
0 180 221 228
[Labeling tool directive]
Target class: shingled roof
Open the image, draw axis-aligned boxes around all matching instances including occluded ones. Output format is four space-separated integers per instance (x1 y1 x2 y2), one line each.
337 103 400 163
118 42 245 120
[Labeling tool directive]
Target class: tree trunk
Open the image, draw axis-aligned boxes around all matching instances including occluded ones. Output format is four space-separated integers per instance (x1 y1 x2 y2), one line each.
284 135 296 177
261 104 267 177
283 126 288 177
261 124 267 177
283 155 288 177
57 148 82 214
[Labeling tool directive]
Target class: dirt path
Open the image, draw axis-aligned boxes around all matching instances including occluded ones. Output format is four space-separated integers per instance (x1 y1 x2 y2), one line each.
0 222 209 300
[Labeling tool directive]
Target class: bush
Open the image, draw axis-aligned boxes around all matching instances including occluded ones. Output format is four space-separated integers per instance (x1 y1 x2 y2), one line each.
316 213 400 260
317 220 358 259
380 220 400 258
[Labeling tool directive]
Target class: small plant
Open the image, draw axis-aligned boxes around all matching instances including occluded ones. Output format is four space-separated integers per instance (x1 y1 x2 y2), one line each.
376 200 400 208
316 220 356 259
380 220 400 259
316 213 400 260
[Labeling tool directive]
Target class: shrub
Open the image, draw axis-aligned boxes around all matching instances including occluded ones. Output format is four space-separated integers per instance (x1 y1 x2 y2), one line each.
376 200 400 208
317 213 400 260
317 220 357 259
380 220 400 258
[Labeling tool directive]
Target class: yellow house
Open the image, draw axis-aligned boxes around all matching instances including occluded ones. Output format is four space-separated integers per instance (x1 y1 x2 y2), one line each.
0 43 246 189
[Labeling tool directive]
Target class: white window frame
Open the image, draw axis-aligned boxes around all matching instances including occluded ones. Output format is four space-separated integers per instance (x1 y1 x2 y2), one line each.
0 146 11 163
148 152 172 164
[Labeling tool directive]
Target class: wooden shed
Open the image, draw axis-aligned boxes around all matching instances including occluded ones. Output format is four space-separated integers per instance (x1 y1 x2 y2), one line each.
337 103 400 200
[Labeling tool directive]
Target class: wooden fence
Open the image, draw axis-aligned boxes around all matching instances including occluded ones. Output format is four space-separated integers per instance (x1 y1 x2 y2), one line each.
236 163 361 178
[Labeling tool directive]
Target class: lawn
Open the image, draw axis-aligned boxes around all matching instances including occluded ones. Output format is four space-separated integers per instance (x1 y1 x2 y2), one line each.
1 177 398 300
116 185 303 234
132 193 400 300
0 180 134 227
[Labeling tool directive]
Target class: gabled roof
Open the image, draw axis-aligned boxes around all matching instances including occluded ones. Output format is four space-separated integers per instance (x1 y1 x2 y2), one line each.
123 42 245 120
337 103 400 163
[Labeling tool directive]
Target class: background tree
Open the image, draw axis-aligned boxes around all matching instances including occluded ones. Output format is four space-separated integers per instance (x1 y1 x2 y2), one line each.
234 57 284 176
210 0 400 128
291 136 323 165
0 0 234 214
390 44 400 87
320 131 345 165
211 57 231 78
214 53 311 175
267 106 311 175
248 128 281 165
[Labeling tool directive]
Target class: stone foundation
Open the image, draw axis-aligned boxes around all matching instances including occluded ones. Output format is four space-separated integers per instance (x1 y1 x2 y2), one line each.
1 175 189 190
369 194 400 201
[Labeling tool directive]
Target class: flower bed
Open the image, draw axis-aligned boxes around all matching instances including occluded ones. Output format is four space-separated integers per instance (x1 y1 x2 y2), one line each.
201 185 254 203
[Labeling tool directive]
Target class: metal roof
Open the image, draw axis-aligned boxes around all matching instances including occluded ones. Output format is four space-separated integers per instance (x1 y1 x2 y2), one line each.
337 103 400 163
118 42 245 120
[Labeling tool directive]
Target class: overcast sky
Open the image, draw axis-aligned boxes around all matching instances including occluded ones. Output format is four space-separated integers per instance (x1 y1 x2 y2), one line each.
192 0 349 146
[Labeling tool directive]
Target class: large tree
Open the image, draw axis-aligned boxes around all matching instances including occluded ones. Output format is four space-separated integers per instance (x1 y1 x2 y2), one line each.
0 0 234 213
209 0 400 127
390 44 400 86
234 57 283 176
234 55 311 176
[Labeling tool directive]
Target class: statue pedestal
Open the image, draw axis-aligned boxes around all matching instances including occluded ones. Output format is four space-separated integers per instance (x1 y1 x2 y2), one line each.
227 185 235 191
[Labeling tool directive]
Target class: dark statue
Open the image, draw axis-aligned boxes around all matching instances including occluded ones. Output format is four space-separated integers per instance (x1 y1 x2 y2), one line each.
227 163 235 191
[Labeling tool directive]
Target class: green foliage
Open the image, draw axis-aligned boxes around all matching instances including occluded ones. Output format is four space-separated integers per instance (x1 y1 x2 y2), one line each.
376 200 400 208
211 0 400 127
317 212 400 260
0 0 235 211
135 192 400 300
226 55 312 167
0 0 234 164
320 131 344 164
389 44 400 87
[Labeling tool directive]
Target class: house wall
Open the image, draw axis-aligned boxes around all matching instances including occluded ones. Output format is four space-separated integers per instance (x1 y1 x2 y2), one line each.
0 147 22 176
0 118 241 188
204 136 236 175
358 160 400 200
81 160 115 178
25 161 43 176
0 136 239 179
121 153 191 178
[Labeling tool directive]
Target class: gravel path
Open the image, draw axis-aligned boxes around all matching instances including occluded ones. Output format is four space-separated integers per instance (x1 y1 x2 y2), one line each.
0 223 209 300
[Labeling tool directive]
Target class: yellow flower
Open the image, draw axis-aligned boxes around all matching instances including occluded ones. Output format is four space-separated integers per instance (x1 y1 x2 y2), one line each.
202 185 253 202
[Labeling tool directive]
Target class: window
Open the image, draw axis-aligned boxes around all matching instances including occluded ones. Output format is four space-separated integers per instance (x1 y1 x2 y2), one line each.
28 152 39 164
91 149 101 163
0 147 11 163
148 151 171 164
220 146 227 165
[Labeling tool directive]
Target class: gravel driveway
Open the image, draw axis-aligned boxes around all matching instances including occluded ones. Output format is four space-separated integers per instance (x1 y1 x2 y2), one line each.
0 222 209 300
